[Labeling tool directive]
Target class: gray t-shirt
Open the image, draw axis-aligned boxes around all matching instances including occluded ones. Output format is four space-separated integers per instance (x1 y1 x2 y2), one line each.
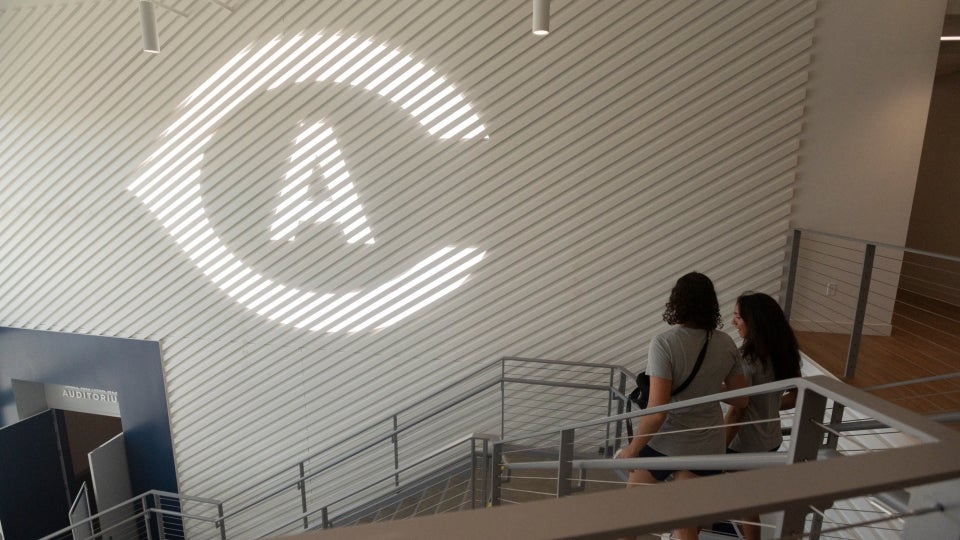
729 357 784 453
646 326 742 456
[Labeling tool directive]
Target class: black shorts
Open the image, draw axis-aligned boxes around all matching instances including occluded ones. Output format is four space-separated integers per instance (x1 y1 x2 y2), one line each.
638 445 723 482
726 446 781 454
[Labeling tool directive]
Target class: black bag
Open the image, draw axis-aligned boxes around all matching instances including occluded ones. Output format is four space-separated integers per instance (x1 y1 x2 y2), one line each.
628 330 712 410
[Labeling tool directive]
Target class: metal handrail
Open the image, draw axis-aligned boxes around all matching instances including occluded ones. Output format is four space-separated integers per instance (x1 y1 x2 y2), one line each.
502 355 635 373
216 356 632 528
500 376 955 446
496 377 804 447
785 227 960 380
491 375 960 539
296 358 500 465
216 379 503 521
795 228 960 264
864 370 960 392
41 361 960 539
324 433 491 513
293 374 960 540
39 489 223 540
262 434 493 535
225 357 502 508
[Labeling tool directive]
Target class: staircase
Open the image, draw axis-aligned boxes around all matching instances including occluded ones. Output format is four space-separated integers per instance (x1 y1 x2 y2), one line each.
40 357 960 540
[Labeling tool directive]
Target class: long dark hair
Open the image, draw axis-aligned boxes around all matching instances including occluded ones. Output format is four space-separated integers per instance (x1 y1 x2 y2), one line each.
736 292 801 380
663 272 722 330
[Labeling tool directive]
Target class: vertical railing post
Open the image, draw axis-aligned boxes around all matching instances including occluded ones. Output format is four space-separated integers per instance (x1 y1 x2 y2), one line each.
298 462 309 529
845 243 876 379
824 403 846 454
152 492 162 540
557 429 575 497
777 387 829 538
217 502 226 540
604 368 614 456
614 371 627 452
144 493 154 540
783 229 802 320
481 438 489 508
500 358 506 440
490 443 503 506
321 507 330 529
808 397 849 540
392 414 400 487
469 438 477 509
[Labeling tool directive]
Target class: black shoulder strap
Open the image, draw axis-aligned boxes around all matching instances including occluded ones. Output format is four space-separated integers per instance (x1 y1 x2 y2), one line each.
622 330 712 442
673 330 711 396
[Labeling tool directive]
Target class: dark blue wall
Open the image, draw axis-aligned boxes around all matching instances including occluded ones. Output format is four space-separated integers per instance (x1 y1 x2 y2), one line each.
0 327 177 495
0 409 71 540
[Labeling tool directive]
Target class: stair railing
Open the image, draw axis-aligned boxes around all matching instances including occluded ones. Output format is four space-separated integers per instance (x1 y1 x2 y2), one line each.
258 433 493 536
208 356 636 537
784 228 960 380
488 374 960 539
38 363 960 539
39 490 224 540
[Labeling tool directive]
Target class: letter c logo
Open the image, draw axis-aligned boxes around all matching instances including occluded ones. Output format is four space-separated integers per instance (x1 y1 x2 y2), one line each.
130 33 486 332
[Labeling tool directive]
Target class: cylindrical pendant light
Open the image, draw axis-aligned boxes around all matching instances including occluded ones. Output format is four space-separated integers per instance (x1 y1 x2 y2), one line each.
532 0 549 36
140 1 160 53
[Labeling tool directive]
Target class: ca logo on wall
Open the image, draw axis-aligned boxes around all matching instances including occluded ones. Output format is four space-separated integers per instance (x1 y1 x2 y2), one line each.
130 32 486 332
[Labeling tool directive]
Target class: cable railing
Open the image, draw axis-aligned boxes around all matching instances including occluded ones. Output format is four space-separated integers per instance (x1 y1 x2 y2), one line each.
784 229 960 383
39 490 225 540
29 355 633 540
480 375 960 539
38 367 960 539
279 374 960 539
176 356 635 538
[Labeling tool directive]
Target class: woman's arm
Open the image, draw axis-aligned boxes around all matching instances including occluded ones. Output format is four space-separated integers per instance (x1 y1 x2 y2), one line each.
724 402 746 446
723 371 749 410
780 388 798 410
618 375 671 458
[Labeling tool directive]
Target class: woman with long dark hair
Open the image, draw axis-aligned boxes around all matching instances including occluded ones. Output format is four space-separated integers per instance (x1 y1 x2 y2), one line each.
617 272 747 540
725 291 802 539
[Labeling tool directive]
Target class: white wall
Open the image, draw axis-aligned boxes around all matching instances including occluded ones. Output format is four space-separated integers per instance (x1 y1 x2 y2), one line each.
788 0 945 334
791 0 945 243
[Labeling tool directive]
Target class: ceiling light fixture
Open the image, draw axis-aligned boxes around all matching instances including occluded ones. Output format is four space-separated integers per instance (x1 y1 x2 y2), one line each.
137 1 190 54
942 36 960 41
139 1 160 53
533 0 549 36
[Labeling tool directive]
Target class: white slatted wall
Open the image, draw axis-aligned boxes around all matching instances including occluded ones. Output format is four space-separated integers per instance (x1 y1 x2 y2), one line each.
0 0 815 515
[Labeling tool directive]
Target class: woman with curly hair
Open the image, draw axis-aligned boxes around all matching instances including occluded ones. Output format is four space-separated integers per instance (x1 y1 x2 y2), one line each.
724 292 802 540
617 272 747 540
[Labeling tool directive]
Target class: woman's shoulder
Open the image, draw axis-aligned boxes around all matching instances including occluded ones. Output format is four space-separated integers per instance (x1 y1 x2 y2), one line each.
711 329 738 348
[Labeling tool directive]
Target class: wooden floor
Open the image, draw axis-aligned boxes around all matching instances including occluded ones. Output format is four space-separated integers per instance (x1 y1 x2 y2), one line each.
795 289 960 419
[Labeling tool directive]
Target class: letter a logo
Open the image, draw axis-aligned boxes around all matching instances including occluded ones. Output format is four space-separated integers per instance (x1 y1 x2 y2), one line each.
130 33 486 332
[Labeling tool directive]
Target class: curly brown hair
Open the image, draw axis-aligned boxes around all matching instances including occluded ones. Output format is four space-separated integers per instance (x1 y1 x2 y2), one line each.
662 272 723 330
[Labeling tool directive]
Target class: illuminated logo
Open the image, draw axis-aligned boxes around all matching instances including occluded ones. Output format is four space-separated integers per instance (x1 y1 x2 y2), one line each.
130 33 486 332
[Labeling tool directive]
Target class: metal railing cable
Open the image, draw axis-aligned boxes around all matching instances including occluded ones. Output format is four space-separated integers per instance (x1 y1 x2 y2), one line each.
213 377 503 524
39 490 225 540
298 434 489 529
785 229 960 417
38 366 960 539
203 356 634 536
482 375 960 539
